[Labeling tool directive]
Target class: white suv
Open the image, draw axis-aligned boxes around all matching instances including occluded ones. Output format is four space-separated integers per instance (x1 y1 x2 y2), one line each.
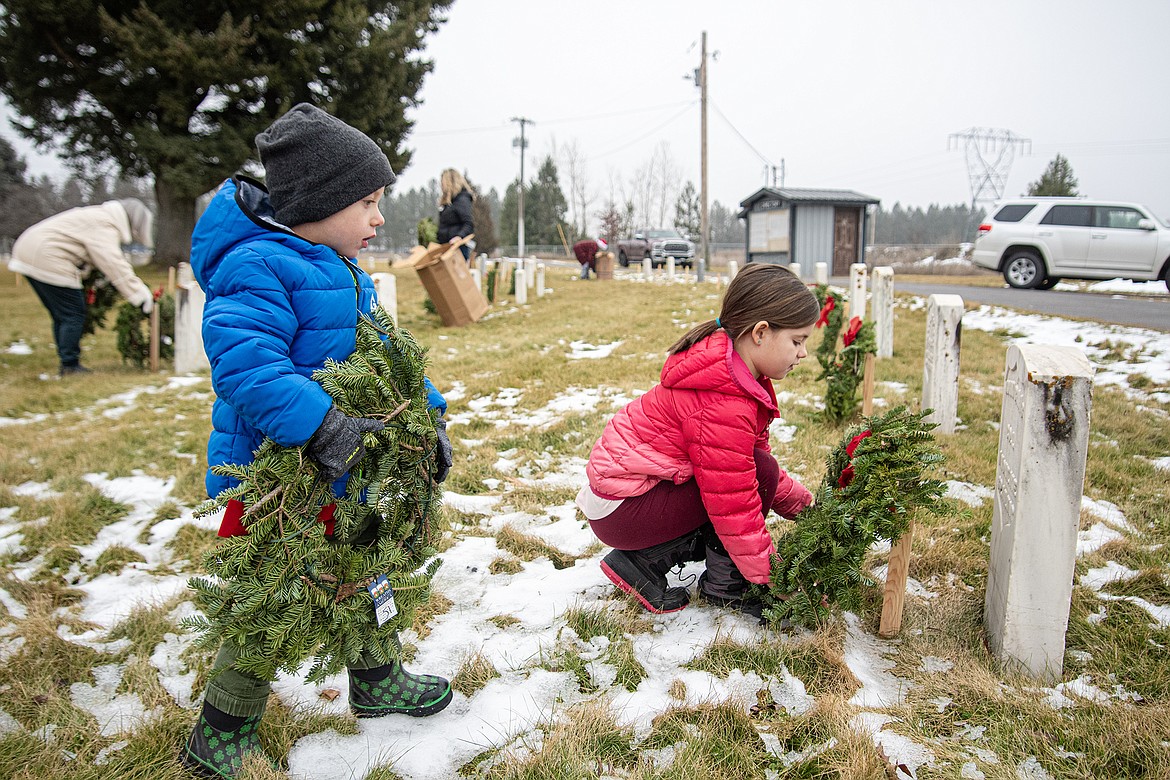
973 197 1170 290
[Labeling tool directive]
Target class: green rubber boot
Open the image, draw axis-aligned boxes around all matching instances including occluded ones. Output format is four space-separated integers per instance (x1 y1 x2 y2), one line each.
349 660 453 718
180 705 272 779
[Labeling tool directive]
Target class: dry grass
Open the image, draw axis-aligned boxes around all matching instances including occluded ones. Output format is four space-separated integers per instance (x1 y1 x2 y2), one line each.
0 262 1167 778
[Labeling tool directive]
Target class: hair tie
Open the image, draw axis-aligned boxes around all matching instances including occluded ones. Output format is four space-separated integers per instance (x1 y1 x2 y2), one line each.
715 317 722 329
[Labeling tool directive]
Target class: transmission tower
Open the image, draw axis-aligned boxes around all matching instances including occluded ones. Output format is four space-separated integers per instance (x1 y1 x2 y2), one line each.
948 127 1031 208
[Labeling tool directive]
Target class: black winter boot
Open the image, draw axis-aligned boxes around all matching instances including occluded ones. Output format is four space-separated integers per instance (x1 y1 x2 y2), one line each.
349 660 453 718
696 525 766 622
599 530 705 614
180 702 272 779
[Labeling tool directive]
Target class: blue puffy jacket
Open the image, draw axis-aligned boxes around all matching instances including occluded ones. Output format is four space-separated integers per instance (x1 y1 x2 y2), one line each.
191 176 444 498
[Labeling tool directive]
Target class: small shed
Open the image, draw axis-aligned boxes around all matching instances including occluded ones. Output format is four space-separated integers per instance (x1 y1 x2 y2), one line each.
737 187 880 277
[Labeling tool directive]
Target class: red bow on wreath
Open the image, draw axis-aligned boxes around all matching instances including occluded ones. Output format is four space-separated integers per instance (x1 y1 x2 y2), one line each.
841 316 863 347
153 285 164 301
837 429 872 488
218 499 338 537
815 296 835 328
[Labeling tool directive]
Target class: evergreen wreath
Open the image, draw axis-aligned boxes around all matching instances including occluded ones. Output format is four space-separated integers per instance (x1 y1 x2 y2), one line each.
813 284 877 423
114 292 175 367
760 406 946 628
183 306 445 682
82 269 120 335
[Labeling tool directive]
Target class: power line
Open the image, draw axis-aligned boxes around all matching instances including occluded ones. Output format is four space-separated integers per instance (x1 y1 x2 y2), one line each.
591 101 697 160
709 99 775 168
412 101 694 137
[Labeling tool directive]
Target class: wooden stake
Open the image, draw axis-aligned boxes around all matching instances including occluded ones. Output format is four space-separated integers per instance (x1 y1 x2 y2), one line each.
556 223 571 256
149 304 161 372
861 352 876 416
167 266 176 294
878 520 914 638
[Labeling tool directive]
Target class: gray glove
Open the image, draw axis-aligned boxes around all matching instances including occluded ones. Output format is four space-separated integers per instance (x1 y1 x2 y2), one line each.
434 418 453 483
306 407 385 483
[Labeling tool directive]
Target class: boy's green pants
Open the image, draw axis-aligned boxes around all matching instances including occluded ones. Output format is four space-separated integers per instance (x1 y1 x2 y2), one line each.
204 640 393 717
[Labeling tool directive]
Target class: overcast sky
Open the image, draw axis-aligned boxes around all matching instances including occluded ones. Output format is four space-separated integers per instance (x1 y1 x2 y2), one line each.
5 0 1170 226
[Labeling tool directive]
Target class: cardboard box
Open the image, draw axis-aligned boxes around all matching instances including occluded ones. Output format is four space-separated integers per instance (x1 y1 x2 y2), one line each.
595 251 615 280
413 236 489 327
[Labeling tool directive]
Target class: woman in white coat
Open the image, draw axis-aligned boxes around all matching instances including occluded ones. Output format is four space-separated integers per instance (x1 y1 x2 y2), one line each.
9 198 155 375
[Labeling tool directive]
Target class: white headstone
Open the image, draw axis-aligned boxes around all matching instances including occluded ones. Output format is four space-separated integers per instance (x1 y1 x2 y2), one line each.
872 267 894 359
476 254 486 281
666 257 676 279
177 261 195 287
371 273 397 325
921 294 963 434
848 263 868 320
985 344 1093 682
173 281 209 374
470 267 482 291
642 257 652 279
727 260 739 281
788 262 802 281
814 262 828 285
514 265 528 305
526 257 537 288
536 263 546 297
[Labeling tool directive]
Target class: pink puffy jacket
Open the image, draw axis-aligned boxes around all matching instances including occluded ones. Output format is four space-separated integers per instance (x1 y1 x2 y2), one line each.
585 331 812 583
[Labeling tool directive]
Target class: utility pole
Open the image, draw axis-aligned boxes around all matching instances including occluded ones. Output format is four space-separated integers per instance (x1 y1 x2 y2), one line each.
699 31 709 274
511 116 533 256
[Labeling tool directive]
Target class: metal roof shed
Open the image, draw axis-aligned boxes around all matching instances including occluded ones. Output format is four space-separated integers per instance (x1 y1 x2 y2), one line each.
737 187 880 277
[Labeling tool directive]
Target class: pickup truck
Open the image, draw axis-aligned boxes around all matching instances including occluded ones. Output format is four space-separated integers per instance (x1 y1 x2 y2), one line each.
617 228 696 269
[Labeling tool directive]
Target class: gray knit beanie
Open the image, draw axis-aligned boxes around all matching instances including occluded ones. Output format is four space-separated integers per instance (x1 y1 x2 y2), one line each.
117 198 155 248
256 103 396 226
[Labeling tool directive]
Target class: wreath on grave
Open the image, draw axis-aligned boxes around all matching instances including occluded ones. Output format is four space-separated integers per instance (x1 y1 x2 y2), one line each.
114 289 175 367
813 284 877 423
183 305 445 682
760 406 947 628
82 269 120 335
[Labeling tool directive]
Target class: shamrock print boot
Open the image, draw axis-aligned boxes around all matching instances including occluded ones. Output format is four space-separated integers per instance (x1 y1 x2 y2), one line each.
349 660 453 718
180 702 272 778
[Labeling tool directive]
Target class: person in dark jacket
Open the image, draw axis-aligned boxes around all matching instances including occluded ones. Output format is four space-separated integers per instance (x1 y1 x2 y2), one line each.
181 103 454 779
573 237 607 279
437 168 475 260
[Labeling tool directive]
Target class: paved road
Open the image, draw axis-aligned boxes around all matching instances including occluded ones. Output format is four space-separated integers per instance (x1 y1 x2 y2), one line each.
877 281 1170 332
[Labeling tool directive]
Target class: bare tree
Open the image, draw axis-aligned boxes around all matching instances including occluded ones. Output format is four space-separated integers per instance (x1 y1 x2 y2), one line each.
560 138 594 238
650 142 683 227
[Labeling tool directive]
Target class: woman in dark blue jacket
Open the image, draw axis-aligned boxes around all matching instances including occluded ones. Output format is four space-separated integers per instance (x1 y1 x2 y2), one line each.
437 168 475 260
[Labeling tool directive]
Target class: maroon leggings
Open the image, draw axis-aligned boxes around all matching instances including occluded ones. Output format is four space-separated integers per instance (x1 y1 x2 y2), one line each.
589 449 779 551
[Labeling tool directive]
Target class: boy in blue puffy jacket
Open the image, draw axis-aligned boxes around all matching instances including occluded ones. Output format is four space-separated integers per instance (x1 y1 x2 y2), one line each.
181 103 454 779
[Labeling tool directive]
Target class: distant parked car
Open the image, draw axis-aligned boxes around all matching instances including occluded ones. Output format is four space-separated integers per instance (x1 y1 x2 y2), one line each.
617 228 696 269
973 197 1170 290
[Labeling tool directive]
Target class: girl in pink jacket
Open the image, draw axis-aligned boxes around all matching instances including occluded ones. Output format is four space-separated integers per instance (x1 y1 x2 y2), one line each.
578 264 819 618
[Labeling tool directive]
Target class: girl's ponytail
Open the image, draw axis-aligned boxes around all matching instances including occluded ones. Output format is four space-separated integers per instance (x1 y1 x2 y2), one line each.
668 319 721 354
668 264 819 355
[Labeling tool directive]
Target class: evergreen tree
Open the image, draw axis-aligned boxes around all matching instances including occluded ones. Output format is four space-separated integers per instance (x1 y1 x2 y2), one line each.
0 136 32 241
0 1 453 265
1027 154 1079 197
466 177 498 257
673 181 701 239
499 179 520 247
523 156 569 246
708 200 741 244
